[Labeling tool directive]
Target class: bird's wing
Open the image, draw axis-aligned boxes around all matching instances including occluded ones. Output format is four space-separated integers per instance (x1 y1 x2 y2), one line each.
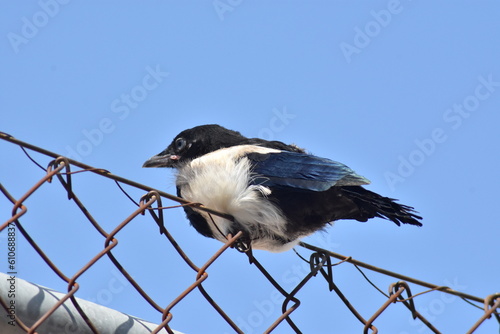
247 151 370 192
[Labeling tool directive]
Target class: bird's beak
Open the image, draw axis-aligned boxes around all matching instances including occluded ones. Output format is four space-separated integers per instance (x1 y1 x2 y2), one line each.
142 153 180 168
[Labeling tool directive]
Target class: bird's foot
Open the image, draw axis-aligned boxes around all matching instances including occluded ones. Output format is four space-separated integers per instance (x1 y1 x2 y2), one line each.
228 232 252 253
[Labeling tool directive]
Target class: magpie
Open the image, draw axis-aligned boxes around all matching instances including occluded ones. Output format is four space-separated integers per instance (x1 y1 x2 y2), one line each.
143 124 422 252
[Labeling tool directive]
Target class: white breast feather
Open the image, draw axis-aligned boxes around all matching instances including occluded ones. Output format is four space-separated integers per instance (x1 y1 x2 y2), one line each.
176 145 297 251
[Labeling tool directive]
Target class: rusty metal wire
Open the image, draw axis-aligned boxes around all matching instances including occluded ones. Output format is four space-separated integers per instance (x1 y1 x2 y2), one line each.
1 131 499 333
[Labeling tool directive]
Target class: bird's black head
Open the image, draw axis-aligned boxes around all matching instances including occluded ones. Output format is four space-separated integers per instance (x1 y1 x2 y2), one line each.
142 124 248 168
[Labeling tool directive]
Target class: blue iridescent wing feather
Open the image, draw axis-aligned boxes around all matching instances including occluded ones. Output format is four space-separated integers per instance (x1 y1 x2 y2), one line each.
247 151 370 192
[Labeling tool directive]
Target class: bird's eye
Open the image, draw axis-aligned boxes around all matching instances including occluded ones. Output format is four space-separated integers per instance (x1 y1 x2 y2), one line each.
174 138 187 152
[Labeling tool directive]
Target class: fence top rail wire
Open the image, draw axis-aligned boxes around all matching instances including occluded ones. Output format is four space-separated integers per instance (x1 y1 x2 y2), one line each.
1 131 499 334
300 242 487 304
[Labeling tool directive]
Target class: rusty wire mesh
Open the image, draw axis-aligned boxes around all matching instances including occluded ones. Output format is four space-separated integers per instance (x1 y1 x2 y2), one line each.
1 131 499 334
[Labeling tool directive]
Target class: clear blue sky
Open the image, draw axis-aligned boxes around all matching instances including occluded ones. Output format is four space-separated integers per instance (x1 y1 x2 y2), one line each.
1 1 499 333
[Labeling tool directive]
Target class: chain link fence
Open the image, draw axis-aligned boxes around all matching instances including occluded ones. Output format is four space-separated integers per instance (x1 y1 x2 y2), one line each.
1 132 498 333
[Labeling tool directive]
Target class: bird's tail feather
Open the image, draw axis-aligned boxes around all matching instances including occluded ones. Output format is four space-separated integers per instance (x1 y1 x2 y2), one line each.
342 186 422 226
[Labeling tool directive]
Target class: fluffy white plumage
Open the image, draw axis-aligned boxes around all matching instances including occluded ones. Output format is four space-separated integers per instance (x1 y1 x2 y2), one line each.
176 145 302 252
